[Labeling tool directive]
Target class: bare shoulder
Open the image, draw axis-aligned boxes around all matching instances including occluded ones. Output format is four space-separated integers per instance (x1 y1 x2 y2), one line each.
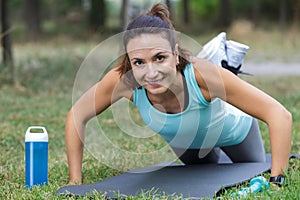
191 57 219 95
191 57 221 80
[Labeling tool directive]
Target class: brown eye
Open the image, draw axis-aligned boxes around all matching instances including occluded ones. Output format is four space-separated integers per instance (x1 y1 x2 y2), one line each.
156 55 165 62
133 60 143 66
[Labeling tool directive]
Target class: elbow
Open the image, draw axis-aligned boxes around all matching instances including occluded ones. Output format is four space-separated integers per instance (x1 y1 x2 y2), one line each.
277 105 292 126
66 107 89 127
281 106 292 124
279 107 293 133
65 109 75 135
65 108 86 142
66 109 75 126
285 109 293 128
265 106 293 131
65 108 85 135
283 108 293 146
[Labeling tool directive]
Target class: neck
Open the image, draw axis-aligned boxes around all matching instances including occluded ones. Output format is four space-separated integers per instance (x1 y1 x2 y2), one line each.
147 72 187 114
149 72 184 101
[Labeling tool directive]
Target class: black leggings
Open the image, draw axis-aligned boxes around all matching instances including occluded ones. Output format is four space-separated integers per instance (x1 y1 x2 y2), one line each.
171 119 266 164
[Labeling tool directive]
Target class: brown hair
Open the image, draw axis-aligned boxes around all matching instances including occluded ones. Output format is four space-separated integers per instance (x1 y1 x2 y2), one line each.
116 3 191 87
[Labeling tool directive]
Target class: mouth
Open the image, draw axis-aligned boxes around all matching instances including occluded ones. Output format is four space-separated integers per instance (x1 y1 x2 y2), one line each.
146 78 164 87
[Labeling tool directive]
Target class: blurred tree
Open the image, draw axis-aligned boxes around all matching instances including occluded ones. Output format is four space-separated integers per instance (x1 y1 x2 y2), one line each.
121 0 129 30
166 0 174 19
1 0 13 67
189 0 219 28
90 0 106 30
251 0 261 26
191 0 218 17
279 0 287 29
292 0 300 30
183 0 190 24
1 0 19 86
219 0 231 29
23 0 42 40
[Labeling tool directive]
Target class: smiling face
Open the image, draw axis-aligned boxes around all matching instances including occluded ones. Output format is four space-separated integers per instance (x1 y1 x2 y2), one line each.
126 33 179 95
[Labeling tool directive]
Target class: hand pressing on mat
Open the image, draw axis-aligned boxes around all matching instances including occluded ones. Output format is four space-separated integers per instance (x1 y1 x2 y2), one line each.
64 3 292 184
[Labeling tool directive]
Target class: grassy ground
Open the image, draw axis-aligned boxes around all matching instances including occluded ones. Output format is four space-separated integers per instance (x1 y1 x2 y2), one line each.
0 30 299 199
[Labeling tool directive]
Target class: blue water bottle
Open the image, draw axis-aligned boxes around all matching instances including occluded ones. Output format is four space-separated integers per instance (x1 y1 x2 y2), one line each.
25 126 48 188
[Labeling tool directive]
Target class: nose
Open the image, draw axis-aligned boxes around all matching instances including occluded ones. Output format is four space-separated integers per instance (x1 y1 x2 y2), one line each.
145 63 159 79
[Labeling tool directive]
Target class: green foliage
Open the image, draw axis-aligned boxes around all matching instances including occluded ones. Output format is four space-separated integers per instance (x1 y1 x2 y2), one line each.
190 0 219 18
9 0 22 8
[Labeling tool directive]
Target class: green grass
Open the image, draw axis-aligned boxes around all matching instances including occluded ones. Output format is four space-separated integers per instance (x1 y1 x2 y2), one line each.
0 33 300 199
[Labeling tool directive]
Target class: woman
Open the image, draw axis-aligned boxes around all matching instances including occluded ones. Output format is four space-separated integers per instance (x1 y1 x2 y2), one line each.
65 3 292 186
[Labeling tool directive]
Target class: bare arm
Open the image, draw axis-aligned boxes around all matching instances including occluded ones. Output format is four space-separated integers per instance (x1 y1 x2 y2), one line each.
65 69 131 184
220 67 292 176
193 58 292 176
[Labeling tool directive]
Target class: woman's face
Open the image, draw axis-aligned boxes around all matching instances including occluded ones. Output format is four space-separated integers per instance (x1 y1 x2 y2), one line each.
126 33 179 95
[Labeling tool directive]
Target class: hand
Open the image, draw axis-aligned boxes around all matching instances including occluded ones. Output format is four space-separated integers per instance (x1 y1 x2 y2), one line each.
270 183 281 191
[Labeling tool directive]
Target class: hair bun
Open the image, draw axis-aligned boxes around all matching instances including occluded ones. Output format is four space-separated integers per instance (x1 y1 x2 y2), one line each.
148 3 173 29
148 3 169 19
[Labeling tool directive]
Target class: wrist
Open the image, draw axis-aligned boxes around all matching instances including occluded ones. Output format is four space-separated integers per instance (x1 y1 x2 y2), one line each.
269 174 285 187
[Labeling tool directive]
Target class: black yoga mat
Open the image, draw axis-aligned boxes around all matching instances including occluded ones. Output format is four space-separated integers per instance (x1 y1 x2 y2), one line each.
57 154 298 199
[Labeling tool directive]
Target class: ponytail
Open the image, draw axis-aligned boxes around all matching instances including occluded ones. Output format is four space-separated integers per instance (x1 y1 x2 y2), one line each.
147 3 174 30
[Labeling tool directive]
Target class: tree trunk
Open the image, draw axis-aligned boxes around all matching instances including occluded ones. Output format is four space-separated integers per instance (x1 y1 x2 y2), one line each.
292 0 300 30
90 0 106 30
166 0 173 19
252 0 260 27
279 0 287 29
121 0 129 30
23 0 42 40
1 0 19 86
183 0 190 24
1 0 13 67
219 0 231 29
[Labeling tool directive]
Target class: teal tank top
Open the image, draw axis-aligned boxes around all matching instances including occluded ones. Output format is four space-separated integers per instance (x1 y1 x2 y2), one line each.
133 63 252 149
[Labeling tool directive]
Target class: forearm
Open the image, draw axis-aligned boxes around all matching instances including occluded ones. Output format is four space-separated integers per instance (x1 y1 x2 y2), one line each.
65 110 85 184
213 65 293 176
268 108 292 176
63 70 123 184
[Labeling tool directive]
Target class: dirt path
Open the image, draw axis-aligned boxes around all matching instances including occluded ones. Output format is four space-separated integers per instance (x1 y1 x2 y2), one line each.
242 61 300 76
